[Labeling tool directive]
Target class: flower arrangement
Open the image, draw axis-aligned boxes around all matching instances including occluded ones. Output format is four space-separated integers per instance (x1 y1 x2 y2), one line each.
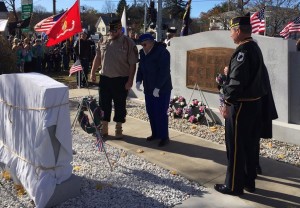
183 99 206 123
168 96 187 117
168 96 207 124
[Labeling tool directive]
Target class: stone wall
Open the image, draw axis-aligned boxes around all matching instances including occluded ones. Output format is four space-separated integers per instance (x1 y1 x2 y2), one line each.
130 31 300 145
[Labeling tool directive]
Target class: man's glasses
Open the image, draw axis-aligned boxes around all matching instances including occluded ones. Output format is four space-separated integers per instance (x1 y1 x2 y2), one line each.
141 43 147 47
110 30 118 33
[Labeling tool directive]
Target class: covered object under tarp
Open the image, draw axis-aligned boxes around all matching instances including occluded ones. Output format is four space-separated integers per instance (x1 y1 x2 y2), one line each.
0 73 73 208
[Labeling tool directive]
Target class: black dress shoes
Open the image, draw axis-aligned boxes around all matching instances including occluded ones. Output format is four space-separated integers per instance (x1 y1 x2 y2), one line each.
214 184 244 196
244 180 256 193
256 165 262 175
158 139 170 147
244 186 256 193
146 136 157 141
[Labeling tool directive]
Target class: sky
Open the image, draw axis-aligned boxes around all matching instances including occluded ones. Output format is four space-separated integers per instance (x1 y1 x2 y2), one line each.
14 0 224 18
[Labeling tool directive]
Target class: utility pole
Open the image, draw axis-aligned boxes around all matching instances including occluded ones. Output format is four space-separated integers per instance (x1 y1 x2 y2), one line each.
144 3 147 33
53 0 56 15
156 0 162 41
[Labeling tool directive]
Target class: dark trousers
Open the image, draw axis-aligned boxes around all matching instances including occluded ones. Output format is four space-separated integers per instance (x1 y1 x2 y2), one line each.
76 58 89 86
99 75 128 123
224 99 262 192
145 91 171 140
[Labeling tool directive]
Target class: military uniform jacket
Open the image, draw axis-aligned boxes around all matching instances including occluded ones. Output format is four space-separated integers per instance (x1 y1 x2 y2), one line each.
223 39 268 104
96 34 138 78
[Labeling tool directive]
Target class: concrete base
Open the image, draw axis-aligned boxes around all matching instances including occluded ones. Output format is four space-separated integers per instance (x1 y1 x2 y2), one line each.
46 174 82 207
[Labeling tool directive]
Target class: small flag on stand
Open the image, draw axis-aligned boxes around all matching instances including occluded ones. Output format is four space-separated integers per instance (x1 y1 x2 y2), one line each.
250 7 265 34
69 59 83 76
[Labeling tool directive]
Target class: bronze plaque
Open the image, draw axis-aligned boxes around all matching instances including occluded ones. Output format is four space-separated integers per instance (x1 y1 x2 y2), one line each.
186 47 234 93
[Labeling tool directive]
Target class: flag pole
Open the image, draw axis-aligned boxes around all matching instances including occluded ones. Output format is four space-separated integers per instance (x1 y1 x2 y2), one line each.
77 0 81 89
264 6 267 36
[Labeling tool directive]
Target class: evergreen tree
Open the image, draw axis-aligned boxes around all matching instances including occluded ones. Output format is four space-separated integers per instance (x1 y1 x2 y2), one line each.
116 0 128 17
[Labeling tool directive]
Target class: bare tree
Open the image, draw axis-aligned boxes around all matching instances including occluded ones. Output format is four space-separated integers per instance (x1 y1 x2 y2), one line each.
4 0 19 21
101 0 116 13
33 5 47 13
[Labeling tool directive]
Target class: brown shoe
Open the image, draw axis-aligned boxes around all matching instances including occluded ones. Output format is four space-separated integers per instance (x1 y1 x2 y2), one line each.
101 121 108 137
115 122 123 139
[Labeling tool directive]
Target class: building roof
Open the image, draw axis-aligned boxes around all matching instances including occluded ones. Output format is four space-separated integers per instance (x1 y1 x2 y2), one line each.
95 13 117 27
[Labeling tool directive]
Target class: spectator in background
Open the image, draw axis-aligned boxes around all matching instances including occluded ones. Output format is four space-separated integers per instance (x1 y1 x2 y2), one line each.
53 46 62 72
74 30 91 87
136 33 173 147
12 38 24 72
60 39 71 71
32 39 44 73
164 27 177 46
23 37 33 73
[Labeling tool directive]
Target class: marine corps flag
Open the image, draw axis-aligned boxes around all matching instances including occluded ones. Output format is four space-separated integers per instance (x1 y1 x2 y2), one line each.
46 0 82 46
180 0 192 36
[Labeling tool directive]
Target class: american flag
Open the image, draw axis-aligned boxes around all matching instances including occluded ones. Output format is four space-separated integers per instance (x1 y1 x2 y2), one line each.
280 16 300 39
69 59 83 76
250 7 265 34
34 12 65 33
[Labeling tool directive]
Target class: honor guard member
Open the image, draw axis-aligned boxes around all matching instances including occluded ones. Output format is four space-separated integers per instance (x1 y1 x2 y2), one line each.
90 19 138 139
215 15 273 195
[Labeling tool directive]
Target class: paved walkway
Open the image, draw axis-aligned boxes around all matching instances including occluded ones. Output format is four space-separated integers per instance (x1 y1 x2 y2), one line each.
69 88 300 208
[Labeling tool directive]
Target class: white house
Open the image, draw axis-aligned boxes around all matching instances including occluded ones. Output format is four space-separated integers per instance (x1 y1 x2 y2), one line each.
95 13 117 36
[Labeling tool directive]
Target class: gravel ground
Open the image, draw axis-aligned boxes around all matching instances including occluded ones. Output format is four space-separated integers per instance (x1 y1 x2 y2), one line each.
1 98 299 208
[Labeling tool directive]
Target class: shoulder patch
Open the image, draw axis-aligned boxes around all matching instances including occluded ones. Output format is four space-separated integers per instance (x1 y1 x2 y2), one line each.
237 52 245 62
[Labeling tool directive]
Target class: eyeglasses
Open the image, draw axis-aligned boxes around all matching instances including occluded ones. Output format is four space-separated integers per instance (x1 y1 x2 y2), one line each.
109 30 118 33
141 43 147 47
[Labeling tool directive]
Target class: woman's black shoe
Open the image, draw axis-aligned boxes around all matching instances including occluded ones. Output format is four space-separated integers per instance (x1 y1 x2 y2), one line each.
146 136 157 141
214 184 244 196
256 165 262 175
158 139 170 147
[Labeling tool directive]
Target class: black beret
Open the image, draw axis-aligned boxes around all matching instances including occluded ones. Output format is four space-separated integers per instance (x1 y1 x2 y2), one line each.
109 19 122 32
230 16 251 28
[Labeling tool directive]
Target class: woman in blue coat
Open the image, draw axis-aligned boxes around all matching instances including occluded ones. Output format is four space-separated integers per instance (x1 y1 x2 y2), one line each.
136 34 173 147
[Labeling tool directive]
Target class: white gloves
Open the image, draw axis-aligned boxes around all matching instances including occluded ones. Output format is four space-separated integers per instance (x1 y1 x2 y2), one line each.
153 88 160 97
136 82 142 91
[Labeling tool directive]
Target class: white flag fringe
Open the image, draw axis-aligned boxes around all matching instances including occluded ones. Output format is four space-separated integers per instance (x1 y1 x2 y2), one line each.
121 7 127 36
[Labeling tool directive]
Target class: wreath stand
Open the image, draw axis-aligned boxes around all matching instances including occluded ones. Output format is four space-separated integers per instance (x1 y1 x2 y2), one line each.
182 83 218 138
71 72 113 171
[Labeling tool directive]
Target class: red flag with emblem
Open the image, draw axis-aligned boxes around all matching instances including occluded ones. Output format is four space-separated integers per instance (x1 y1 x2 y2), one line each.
46 0 82 46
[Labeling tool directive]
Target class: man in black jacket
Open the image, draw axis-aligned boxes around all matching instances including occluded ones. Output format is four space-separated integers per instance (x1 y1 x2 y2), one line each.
214 15 277 196
74 30 91 87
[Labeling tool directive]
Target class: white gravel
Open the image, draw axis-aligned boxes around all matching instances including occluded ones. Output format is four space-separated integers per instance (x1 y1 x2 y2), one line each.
1 97 299 208
0 131 204 208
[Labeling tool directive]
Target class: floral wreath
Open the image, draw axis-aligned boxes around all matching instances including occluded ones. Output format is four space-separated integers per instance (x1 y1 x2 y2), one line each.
168 96 187 118
77 97 104 134
168 96 207 123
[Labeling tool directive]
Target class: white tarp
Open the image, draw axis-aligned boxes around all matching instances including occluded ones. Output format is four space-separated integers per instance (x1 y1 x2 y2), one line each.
0 19 8 32
0 73 73 208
